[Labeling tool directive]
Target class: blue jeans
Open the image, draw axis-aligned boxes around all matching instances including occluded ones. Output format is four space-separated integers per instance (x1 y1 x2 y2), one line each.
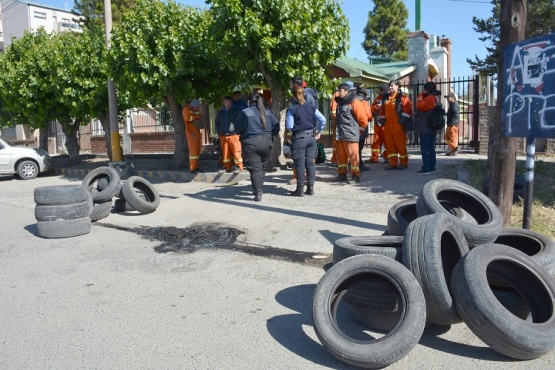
419 134 436 172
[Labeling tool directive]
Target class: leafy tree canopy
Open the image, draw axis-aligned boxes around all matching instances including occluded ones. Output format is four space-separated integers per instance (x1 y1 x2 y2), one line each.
72 0 138 29
362 0 409 61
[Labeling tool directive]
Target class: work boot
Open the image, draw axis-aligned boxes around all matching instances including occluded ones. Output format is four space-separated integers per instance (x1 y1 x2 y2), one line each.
359 163 371 171
254 190 263 202
348 174 361 184
445 150 452 156
331 173 348 182
290 185 304 197
305 184 314 195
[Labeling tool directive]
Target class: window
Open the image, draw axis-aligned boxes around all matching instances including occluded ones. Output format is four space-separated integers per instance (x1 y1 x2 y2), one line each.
34 11 46 19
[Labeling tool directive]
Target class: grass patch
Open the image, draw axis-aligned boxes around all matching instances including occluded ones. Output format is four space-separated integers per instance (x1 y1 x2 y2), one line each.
461 158 555 239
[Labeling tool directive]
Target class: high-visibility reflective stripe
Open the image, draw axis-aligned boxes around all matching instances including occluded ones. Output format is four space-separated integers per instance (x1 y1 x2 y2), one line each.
338 164 348 169
189 156 200 160
388 153 398 158
351 166 360 171
399 154 407 158
223 159 232 163
371 149 380 153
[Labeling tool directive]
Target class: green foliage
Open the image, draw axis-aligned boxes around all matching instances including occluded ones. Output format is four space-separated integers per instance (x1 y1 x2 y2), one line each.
72 0 138 29
362 0 409 61
468 0 555 79
208 0 349 97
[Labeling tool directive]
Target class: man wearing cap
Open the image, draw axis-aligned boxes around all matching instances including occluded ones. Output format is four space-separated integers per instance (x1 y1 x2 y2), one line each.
182 99 203 174
215 96 243 172
369 83 390 164
329 80 354 165
332 82 368 183
444 93 460 156
354 85 372 171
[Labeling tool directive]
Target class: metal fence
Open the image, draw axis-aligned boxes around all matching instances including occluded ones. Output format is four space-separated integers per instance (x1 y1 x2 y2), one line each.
91 106 174 137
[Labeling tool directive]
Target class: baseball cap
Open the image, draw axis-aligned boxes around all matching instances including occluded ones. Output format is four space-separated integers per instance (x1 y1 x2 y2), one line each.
190 99 200 107
344 81 355 90
379 83 390 93
444 93 456 99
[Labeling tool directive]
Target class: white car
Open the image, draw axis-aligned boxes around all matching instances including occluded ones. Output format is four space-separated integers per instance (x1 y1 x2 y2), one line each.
0 135 51 179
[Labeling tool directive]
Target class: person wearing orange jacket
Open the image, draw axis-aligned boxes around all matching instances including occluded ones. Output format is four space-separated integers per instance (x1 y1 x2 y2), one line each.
415 81 441 175
182 99 203 174
355 85 373 171
369 83 390 164
378 80 413 170
332 82 368 183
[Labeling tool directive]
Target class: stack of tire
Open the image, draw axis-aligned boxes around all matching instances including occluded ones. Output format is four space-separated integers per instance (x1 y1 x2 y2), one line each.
34 184 93 238
313 178 555 369
83 166 160 217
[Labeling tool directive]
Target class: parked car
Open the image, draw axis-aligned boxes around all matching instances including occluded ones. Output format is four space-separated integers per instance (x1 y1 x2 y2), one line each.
0 135 51 179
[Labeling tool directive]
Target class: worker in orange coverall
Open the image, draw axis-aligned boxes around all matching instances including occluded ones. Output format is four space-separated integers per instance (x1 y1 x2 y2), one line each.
378 80 413 170
329 89 341 164
182 99 203 174
369 83 390 164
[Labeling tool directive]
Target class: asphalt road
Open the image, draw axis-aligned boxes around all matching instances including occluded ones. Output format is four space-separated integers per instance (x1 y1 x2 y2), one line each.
1 154 554 369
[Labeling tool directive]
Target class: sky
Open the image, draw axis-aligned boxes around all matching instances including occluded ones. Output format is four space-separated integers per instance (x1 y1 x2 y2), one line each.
39 0 494 78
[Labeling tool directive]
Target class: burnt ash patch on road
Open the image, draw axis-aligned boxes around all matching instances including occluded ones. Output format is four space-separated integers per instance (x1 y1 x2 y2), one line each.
97 222 331 267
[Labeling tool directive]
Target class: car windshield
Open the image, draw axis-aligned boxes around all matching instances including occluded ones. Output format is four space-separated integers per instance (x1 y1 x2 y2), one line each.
0 135 15 146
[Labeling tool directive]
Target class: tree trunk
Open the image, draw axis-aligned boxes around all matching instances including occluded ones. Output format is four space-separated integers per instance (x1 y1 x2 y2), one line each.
267 86 287 170
487 0 526 224
39 127 48 151
97 110 112 160
167 93 187 169
61 119 82 165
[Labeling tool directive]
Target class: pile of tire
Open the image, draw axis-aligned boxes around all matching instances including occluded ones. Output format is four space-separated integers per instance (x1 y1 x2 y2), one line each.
34 184 93 238
313 178 555 369
83 167 160 217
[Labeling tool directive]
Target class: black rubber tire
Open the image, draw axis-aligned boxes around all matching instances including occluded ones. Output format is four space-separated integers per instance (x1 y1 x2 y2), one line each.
312 254 426 369
82 167 121 203
402 213 469 325
35 199 92 221
114 192 147 212
387 199 465 236
96 177 109 192
121 176 160 214
17 160 39 180
90 201 112 222
333 236 403 264
451 243 555 360
34 185 90 206
416 178 503 248
36 217 91 239
494 227 555 274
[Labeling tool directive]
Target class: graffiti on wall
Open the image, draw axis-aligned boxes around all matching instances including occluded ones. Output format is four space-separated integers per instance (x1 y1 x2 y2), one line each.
503 34 555 138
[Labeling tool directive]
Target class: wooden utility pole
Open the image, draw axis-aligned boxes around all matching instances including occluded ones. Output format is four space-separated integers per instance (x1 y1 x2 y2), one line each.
488 0 526 224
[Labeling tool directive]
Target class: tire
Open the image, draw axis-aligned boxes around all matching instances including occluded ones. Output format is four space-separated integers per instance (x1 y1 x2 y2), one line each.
121 176 160 214
34 185 89 206
494 227 555 274
333 236 403 264
36 217 91 239
90 201 112 222
96 177 109 191
17 160 39 180
35 199 92 221
402 213 469 325
416 178 503 248
114 193 147 212
82 167 121 203
387 199 465 236
345 304 402 333
312 254 426 369
451 243 555 360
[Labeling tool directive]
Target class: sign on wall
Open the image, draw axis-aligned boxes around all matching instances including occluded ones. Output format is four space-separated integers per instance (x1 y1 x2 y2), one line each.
502 33 555 138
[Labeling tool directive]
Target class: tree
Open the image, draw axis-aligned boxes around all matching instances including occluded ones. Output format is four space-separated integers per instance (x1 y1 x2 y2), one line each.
109 0 230 168
362 0 409 61
208 0 349 168
467 0 555 79
72 0 138 29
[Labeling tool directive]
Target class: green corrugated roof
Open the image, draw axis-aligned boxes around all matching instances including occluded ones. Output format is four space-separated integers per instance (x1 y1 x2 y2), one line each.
335 57 416 81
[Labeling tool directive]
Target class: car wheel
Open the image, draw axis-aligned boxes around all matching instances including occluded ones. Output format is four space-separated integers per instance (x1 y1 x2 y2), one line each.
17 160 39 180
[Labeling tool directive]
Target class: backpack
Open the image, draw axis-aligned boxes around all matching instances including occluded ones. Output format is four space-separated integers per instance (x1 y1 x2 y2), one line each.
315 142 326 164
426 102 446 130
395 93 415 132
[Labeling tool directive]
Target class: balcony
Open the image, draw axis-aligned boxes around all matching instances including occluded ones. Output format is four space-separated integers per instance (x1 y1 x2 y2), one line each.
57 21 82 33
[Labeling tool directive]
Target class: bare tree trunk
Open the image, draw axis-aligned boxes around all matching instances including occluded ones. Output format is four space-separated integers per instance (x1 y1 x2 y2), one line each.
167 93 187 169
487 0 526 224
39 127 48 151
61 119 82 165
97 110 112 160
268 86 287 170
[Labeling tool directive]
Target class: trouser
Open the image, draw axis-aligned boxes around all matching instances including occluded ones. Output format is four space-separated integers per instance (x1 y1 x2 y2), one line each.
292 135 317 186
336 140 360 177
358 127 369 161
185 124 201 172
419 133 437 172
384 122 408 167
445 125 459 152
370 123 388 161
330 117 338 163
219 134 243 171
242 135 273 192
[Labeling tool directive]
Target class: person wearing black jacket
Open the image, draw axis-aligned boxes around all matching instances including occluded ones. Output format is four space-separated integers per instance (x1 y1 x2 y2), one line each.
235 93 280 202
444 93 460 156
215 96 242 172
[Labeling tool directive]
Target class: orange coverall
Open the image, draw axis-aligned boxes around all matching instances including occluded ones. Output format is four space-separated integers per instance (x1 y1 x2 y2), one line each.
182 104 202 172
370 94 388 162
379 91 413 167
336 98 368 178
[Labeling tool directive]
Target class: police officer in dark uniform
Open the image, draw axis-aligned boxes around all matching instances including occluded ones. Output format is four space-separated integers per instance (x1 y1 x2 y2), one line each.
286 86 326 196
235 93 280 202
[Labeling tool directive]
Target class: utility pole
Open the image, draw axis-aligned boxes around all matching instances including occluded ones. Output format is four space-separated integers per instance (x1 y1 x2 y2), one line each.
488 0 526 224
104 0 122 162
415 0 421 31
